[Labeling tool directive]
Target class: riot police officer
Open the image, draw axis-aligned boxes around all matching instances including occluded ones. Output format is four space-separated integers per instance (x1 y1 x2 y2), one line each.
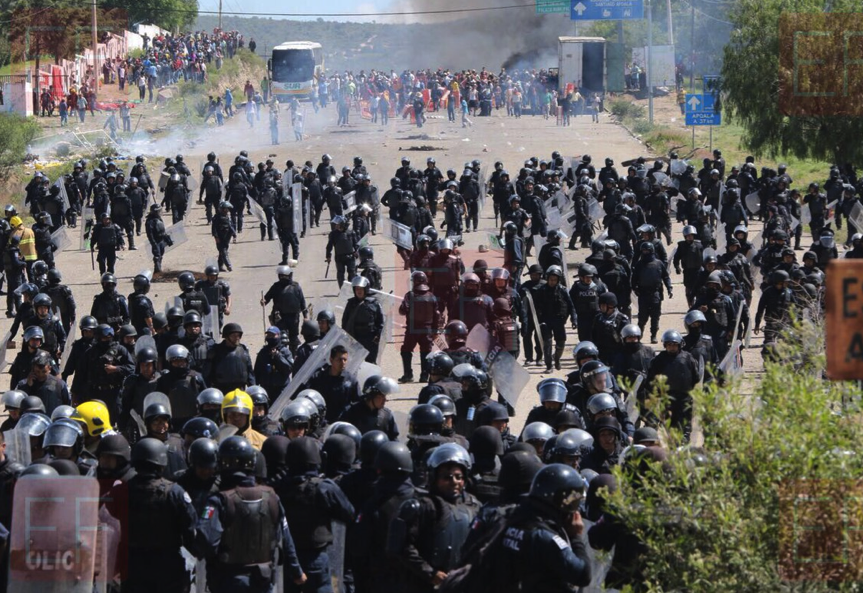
358 246 383 290
200 166 223 224
631 242 673 344
342 276 385 363
536 266 576 371
326 216 359 288
197 265 233 331
339 375 400 440
91 212 124 274
212 201 237 272
399 271 441 383
112 438 197 593
275 186 300 263
646 330 700 440
208 324 255 394
198 436 306 593
145 204 173 273
262 266 307 354
91 273 130 330
157 344 207 430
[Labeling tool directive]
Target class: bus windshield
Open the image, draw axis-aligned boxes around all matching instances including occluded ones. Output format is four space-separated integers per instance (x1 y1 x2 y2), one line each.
272 50 315 83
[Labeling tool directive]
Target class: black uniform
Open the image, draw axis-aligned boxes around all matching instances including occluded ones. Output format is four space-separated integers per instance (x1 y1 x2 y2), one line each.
91 289 130 330
342 295 385 362
326 228 359 288
647 349 700 439
145 210 173 272
631 254 672 341
208 340 255 394
212 212 237 271
263 278 307 353
91 222 125 274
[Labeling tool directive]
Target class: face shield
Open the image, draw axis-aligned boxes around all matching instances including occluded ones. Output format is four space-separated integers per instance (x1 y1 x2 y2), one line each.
587 370 613 394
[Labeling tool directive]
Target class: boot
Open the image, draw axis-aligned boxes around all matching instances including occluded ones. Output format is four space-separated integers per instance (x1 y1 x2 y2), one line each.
128 234 136 250
398 352 414 383
544 342 553 372
554 345 566 370
153 258 162 274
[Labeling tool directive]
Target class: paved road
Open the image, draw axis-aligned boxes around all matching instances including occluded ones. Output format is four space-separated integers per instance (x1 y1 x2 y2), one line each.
12 102 770 435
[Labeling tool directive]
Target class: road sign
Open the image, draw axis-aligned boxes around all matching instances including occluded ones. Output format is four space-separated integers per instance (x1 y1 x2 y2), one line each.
571 0 644 20
537 0 569 13
826 260 863 379
685 93 721 126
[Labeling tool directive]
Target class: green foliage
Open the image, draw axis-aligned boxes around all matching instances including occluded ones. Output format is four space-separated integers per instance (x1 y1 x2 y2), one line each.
102 0 197 33
610 98 646 120
723 0 863 163
604 316 863 591
0 114 39 172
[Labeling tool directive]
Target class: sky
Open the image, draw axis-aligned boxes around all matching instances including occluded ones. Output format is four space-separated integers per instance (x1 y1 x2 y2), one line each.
196 0 416 23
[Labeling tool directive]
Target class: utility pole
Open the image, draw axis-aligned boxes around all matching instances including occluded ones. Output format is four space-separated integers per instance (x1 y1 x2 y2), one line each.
219 0 223 30
666 0 674 45
647 0 653 123
689 1 694 90
92 0 98 100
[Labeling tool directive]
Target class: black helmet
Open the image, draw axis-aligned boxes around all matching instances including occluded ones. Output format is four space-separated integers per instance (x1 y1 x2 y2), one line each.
136 347 158 365
101 273 117 287
375 441 414 473
33 293 52 309
428 394 457 417
362 375 400 399
96 433 132 462
327 422 362 449
359 246 374 260
178 271 195 291
286 436 322 468
205 264 219 276
323 434 356 468
79 315 98 331
445 320 469 342
182 417 219 440
529 463 586 512
219 436 257 473
222 322 243 338
425 351 454 376
133 274 150 293
189 438 219 469
183 311 203 327
408 404 445 436
20 395 46 414
20 464 59 478
317 309 336 326
301 320 320 341
131 438 168 470
359 430 389 466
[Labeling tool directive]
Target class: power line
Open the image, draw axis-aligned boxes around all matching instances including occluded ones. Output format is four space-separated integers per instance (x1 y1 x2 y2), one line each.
677 0 734 25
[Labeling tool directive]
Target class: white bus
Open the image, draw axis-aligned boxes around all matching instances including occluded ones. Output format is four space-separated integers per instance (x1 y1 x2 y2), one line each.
268 41 323 100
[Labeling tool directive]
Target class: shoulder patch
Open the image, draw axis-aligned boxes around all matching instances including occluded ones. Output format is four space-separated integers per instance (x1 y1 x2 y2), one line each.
183 490 192 505
202 505 215 520
552 534 569 550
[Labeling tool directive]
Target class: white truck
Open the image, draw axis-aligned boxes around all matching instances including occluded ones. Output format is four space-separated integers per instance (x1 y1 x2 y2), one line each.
558 36 610 94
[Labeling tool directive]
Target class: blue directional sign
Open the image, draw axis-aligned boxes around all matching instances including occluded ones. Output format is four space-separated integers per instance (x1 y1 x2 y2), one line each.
570 0 644 20
685 93 721 126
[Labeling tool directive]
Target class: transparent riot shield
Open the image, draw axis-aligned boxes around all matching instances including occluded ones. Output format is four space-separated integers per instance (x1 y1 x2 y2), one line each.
488 234 505 251
218 424 239 442
53 178 71 213
3 428 31 467
546 207 562 231
522 291 544 362
851 201 863 232
60 324 77 370
79 205 95 251
0 329 11 374
381 217 413 250
247 196 267 226
744 192 760 216
801 204 812 226
586 198 604 223
343 191 357 216
371 289 404 366
95 505 120 593
715 223 726 253
145 221 188 258
9 477 100 593
291 184 303 232
202 285 222 337
670 195 684 215
304 196 312 231
50 226 73 254
185 175 199 192
355 362 383 399
670 159 688 176
533 234 546 266
329 520 347 593
652 172 672 189
134 335 157 361
143 391 172 416
579 520 613 593
465 324 529 408
269 327 369 421
625 375 644 424
718 340 743 377
553 189 572 215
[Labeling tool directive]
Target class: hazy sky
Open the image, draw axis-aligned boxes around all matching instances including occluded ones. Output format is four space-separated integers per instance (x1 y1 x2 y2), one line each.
197 0 405 23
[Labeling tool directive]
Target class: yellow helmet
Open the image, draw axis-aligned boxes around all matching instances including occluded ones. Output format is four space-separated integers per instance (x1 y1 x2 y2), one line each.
222 389 253 423
72 401 111 436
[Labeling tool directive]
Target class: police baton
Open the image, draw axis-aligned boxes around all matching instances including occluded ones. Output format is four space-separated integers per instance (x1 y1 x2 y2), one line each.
260 290 267 331
90 249 95 271
325 258 331 278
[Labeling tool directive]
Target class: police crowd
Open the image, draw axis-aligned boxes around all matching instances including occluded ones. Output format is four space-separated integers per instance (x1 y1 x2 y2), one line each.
0 140 845 593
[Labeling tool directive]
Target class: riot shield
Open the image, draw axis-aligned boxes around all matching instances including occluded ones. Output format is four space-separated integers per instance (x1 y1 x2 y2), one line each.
669 195 684 215
652 172 672 188
95 505 120 593
202 285 222 337
330 520 347 593
218 424 239 442
826 199 838 224
343 191 357 216
247 196 267 226
50 226 73 254
546 207 562 231
579 520 614 593
134 335 157 361
488 234 505 251
3 428 31 467
304 196 312 232
788 215 800 232
9 477 100 593
718 340 743 377
79 205 95 251
670 159 687 175
145 221 188 258
801 204 812 226
744 192 760 216
158 171 170 190
185 175 199 192
533 234 546 266
715 223 726 253
370 289 403 366
625 375 644 424
291 184 303 231
0 329 11 374
465 324 529 407
851 201 863 232
431 333 448 353
53 178 71 212
381 217 413 250
586 198 604 222
143 391 172 416
269 327 368 421
60 324 77 369
355 362 383 399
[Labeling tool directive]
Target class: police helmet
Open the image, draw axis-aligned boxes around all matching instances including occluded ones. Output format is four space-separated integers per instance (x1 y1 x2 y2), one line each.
537 378 567 404
218 436 256 473
409 404 445 436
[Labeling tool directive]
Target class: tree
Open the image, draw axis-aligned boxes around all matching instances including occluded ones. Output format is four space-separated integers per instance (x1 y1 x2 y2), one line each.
101 0 198 33
723 0 863 163
597 313 863 591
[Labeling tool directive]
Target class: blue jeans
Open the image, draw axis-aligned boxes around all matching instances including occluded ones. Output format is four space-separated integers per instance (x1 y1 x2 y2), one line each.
286 549 331 593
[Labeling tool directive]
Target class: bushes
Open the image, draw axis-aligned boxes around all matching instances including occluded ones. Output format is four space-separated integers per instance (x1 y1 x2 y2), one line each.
0 113 39 173
609 98 645 120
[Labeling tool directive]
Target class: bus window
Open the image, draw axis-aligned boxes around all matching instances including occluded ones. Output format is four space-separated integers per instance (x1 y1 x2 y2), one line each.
272 51 315 83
